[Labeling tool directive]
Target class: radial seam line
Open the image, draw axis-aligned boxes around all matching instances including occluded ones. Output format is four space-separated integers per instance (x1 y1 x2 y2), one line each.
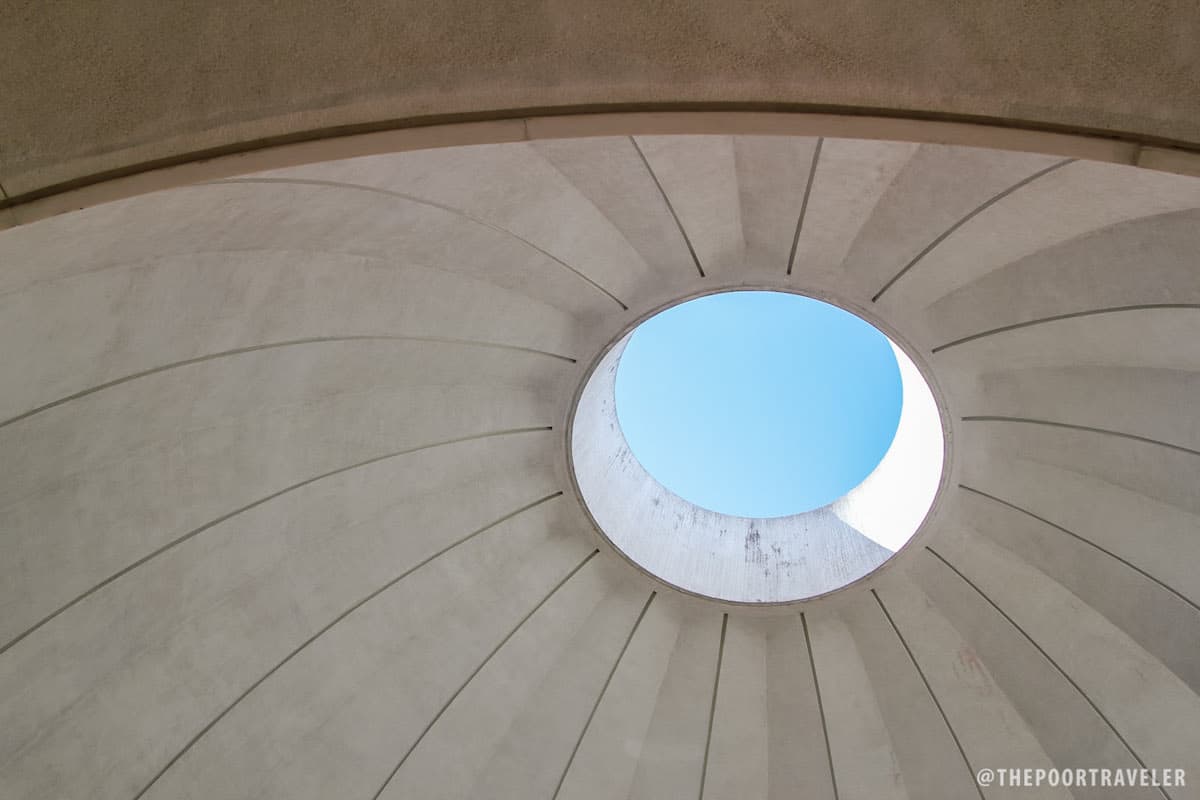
787 137 823 275
925 547 1172 800
872 158 1074 302
629 136 706 278
871 590 984 800
958 484 1200 612
211 177 628 310
0 335 575 432
0 426 554 658
129 491 565 800
931 304 1200 353
551 591 657 800
802 613 840 800
370 549 601 800
961 416 1200 457
698 613 728 800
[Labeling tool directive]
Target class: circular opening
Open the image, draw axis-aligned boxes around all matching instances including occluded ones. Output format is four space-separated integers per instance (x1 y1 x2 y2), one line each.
570 289 947 603
615 292 902 517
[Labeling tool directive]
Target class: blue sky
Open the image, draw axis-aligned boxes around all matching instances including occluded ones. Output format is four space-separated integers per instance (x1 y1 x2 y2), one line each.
615 291 903 517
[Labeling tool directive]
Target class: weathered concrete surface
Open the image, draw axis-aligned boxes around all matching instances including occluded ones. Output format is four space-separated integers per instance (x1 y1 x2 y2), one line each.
4 1 1200 205
0 135 1198 799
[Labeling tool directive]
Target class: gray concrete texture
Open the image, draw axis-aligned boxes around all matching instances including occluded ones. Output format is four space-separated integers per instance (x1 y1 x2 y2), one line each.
4 2 1200 213
0 132 1198 800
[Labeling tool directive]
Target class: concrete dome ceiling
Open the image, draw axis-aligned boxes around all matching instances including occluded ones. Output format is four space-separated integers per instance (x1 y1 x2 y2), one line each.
2 125 1199 800
5 13 1200 799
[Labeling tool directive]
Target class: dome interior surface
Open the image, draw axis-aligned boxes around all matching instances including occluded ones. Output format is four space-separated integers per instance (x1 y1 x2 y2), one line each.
0 132 1198 799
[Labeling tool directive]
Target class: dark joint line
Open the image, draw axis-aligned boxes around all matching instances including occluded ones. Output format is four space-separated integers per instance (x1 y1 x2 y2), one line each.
958 484 1199 612
629 136 706 278
0 336 575 432
932 304 1200 353
960 416 1200 458
551 591 656 800
130 491 566 799
370 549 600 800
802 612 840 800
210 177 629 310
872 159 1074 303
924 546 1169 799
698 613 729 800
786 137 823 276
0 427 555 659
871 589 984 799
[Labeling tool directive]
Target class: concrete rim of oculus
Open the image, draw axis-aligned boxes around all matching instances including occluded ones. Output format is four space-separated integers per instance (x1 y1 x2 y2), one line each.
568 289 949 604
